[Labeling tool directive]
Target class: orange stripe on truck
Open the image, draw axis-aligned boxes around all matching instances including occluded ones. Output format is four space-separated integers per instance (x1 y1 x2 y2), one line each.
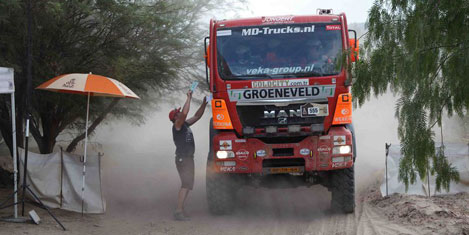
332 93 352 125
212 99 233 129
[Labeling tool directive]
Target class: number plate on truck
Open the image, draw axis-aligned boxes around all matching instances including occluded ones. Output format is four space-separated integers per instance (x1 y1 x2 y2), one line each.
264 167 304 174
300 103 328 117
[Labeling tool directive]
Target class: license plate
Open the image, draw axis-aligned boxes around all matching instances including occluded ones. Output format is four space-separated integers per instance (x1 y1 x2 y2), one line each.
269 167 302 174
301 103 329 117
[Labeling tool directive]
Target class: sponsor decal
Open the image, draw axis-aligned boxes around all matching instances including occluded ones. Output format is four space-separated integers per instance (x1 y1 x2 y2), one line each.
220 166 236 172
236 149 249 161
239 166 249 171
242 25 314 36
319 135 331 140
317 145 331 152
319 153 328 161
301 103 329 117
252 79 308 88
299 148 310 156
214 122 232 128
216 114 225 120
334 116 352 123
332 162 346 168
262 16 294 23
246 65 316 75
326 25 341 31
219 140 232 150
235 139 246 143
333 136 346 145
228 85 335 102
264 109 301 118
217 30 232 36
62 78 76 88
256 149 267 157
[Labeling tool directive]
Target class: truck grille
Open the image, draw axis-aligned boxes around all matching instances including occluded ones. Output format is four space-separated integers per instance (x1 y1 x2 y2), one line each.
236 103 326 127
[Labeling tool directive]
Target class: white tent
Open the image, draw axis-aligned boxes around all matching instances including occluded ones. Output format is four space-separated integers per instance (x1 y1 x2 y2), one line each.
18 149 105 213
381 143 469 196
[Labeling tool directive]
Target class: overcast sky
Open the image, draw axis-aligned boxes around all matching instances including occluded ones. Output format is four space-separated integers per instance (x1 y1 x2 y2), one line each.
220 0 375 24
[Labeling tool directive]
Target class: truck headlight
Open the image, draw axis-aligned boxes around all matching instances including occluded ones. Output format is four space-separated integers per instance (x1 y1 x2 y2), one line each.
332 145 351 154
216 151 235 159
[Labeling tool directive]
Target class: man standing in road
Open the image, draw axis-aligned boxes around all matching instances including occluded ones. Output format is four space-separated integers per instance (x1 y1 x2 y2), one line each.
169 90 207 221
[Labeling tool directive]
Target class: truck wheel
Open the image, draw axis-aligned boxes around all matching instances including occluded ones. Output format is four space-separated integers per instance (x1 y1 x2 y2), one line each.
330 166 355 213
206 155 235 215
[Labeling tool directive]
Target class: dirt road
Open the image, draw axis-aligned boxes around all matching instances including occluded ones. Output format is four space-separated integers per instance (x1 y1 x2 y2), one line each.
0 148 419 235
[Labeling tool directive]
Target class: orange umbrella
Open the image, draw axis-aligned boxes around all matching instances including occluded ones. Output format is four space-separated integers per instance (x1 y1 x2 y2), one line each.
37 73 139 98
37 73 139 215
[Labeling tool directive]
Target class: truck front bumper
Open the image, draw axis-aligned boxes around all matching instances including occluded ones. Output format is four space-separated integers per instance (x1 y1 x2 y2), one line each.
211 126 354 174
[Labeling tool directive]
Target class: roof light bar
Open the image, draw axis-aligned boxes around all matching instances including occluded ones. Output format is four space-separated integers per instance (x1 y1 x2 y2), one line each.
317 9 333 15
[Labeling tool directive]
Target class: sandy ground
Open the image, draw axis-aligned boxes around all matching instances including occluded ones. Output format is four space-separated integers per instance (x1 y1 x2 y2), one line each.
1 144 451 235
368 190 469 234
0 168 419 235
4 169 465 235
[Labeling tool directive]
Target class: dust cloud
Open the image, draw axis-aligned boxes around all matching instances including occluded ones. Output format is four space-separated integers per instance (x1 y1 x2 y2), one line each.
353 93 399 191
92 92 400 224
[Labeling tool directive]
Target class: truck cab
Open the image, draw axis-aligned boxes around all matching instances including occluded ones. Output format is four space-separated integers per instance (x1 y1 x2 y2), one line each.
205 11 359 215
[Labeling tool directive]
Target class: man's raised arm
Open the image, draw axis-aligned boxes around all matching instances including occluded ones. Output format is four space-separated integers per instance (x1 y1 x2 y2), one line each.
186 96 207 126
174 90 192 130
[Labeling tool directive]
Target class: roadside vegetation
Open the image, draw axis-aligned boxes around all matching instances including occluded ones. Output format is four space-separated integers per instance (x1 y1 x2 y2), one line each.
354 0 468 192
0 0 239 155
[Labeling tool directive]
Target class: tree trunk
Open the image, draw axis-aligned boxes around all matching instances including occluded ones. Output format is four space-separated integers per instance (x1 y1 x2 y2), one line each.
66 98 120 153
30 108 60 154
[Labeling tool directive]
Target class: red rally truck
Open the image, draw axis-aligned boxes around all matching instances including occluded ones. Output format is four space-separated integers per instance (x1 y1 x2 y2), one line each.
204 10 359 214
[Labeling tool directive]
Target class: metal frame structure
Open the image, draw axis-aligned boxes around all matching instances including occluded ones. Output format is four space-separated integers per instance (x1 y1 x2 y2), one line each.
0 67 18 218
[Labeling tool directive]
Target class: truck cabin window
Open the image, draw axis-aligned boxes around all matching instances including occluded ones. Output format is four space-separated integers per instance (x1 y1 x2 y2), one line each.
216 23 343 80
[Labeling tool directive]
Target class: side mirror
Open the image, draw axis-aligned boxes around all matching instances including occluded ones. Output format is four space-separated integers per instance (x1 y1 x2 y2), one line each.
349 38 359 62
348 29 359 62
204 46 210 68
204 37 210 88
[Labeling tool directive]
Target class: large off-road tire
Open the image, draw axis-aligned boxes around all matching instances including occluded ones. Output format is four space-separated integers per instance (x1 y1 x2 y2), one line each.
206 118 236 215
206 156 236 215
330 166 355 213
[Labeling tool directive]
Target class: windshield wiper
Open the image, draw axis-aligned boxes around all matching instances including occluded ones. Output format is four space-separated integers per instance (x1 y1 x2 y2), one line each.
321 72 340 76
226 74 273 80
293 71 324 77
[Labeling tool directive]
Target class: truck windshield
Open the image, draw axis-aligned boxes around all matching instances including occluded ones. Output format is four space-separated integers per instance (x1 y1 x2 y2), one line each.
216 23 343 80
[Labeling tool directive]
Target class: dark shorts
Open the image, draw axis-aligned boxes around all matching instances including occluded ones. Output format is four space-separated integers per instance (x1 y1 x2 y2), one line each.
175 156 194 190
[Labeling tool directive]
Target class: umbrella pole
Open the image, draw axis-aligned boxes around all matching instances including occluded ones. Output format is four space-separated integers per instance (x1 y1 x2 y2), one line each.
81 92 90 216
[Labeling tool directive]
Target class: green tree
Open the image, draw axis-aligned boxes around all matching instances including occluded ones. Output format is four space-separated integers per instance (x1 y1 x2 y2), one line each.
0 0 236 154
354 0 468 192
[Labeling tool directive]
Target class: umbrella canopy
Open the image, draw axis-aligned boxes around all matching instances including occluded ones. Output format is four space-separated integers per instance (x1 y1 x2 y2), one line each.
37 73 139 99
36 73 139 215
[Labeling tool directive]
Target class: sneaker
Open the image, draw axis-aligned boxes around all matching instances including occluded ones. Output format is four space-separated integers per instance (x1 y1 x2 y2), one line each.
173 211 190 221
